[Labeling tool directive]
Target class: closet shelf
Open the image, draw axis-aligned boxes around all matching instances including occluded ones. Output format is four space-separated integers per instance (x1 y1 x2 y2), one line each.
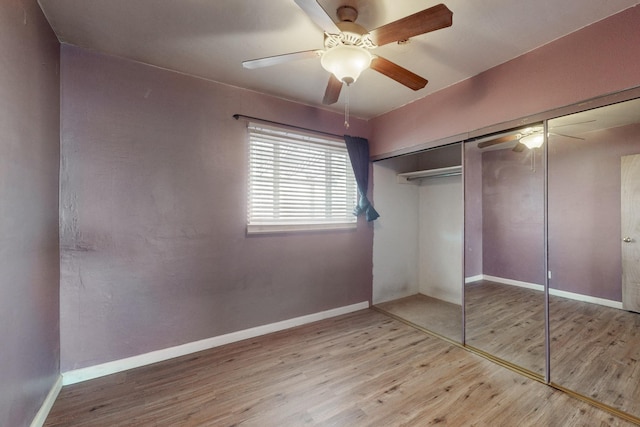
397 165 462 184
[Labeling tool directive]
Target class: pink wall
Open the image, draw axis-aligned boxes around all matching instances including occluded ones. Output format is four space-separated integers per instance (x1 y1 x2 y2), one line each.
549 124 640 301
369 6 640 157
59 45 372 371
480 150 545 285
8 1 638 396
463 146 483 278
464 122 640 301
0 1 60 425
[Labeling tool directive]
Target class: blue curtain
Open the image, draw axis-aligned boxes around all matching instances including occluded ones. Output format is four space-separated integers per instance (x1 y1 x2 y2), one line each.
344 135 380 221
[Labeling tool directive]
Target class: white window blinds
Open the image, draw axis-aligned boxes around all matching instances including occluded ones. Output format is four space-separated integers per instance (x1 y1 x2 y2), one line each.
247 122 358 233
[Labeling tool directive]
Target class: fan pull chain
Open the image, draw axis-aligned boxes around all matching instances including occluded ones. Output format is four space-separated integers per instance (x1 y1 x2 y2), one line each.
344 84 350 129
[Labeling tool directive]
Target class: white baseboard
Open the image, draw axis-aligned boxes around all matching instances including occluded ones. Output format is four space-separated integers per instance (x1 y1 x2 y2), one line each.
482 274 544 292
464 275 483 284
480 275 623 309
548 288 623 309
62 301 369 386
30 375 62 427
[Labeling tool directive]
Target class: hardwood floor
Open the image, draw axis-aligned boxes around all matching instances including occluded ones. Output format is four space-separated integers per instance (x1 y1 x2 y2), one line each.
374 282 548 377
45 309 633 426
550 295 640 418
379 282 640 423
375 294 462 342
465 281 546 376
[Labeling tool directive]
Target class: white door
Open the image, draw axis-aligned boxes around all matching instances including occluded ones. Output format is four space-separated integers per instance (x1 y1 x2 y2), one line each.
622 154 640 312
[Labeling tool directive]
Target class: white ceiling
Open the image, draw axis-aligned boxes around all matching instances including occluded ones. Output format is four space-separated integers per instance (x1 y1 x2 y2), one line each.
37 0 639 119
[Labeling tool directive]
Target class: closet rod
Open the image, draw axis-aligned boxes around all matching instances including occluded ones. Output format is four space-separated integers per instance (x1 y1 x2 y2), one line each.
233 114 345 140
405 172 462 181
398 165 463 182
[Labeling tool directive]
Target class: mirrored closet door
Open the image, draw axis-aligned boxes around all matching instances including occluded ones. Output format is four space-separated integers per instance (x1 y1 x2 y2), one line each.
548 97 640 419
463 127 546 377
372 143 464 343
371 92 640 422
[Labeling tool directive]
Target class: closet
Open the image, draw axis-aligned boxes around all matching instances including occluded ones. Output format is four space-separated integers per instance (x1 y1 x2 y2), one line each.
371 92 640 423
372 143 463 343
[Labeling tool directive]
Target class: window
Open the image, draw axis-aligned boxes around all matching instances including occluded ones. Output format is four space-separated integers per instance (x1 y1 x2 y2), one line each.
247 122 358 233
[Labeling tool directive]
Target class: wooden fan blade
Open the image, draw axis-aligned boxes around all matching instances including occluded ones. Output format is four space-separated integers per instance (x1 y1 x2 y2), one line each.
323 74 342 105
512 142 526 152
477 134 520 149
369 57 427 90
243 50 320 69
294 0 340 34
369 3 453 47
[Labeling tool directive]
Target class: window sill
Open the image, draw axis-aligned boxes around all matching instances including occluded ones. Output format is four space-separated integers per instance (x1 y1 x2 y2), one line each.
247 222 357 235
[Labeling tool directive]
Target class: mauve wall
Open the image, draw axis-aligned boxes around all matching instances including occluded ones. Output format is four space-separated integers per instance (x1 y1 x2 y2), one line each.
369 6 640 157
481 150 545 285
0 1 60 426
549 124 640 301
59 45 372 371
466 123 640 300
463 146 483 277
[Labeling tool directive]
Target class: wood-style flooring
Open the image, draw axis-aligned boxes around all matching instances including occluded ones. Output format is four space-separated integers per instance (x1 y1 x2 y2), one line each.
375 294 462 343
45 309 633 426
377 282 640 423
374 282 547 376
550 295 640 418
465 281 546 376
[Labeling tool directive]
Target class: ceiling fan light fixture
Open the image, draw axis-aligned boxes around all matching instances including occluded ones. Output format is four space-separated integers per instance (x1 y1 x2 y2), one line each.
320 45 372 85
519 133 544 149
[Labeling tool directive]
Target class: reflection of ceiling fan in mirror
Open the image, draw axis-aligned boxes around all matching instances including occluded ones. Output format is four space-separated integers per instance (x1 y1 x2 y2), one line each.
242 1 453 105
476 126 546 152
477 121 594 152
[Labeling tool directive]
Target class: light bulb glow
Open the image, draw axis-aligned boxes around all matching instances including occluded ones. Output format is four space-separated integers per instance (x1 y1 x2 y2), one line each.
520 133 544 149
321 45 372 85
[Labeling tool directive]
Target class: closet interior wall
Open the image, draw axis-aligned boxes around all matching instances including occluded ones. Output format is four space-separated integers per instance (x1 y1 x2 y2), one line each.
372 144 463 305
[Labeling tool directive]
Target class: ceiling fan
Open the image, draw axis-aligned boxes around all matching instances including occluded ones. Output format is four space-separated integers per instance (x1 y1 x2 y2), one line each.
242 1 453 105
477 122 593 152
478 127 545 152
